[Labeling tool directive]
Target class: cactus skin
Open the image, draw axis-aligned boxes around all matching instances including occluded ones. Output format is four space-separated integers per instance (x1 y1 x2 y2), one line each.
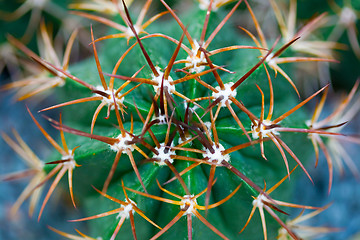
2 0 358 239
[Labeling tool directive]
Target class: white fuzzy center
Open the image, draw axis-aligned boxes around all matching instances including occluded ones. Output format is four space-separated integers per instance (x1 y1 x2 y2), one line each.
152 114 167 125
180 195 196 215
94 85 124 110
125 25 140 38
251 119 279 139
212 82 236 107
153 143 174 166
61 152 76 169
110 132 135 153
186 40 206 73
118 199 136 219
252 194 267 209
203 143 230 165
152 66 175 94
265 52 276 67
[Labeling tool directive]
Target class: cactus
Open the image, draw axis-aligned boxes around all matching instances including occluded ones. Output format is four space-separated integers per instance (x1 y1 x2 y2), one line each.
1 0 360 239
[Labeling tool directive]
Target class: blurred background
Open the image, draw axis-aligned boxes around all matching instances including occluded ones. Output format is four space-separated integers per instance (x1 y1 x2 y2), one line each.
0 0 359 239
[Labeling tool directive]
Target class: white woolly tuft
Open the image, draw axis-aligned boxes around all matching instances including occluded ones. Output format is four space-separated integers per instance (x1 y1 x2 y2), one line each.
212 82 236 107
251 119 280 139
94 85 124 110
117 199 136 219
203 143 230 165
185 40 206 73
152 66 175 94
154 143 174 166
110 132 135 153
180 195 196 215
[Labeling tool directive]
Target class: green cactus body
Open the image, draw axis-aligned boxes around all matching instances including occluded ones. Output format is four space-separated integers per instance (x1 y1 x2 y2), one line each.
38 2 314 240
